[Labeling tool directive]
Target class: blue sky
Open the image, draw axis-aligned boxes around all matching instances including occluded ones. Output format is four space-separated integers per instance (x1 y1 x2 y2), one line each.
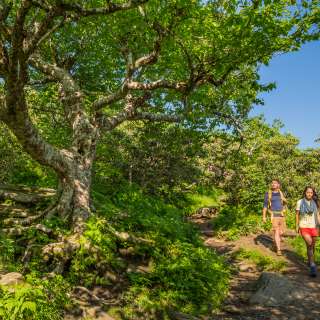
250 41 320 149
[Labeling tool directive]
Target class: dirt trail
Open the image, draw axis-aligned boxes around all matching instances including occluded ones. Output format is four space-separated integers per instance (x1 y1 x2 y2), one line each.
190 214 320 320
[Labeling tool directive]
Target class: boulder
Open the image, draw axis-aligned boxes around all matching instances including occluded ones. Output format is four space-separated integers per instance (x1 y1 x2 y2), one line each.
0 272 25 286
249 272 312 307
195 206 218 218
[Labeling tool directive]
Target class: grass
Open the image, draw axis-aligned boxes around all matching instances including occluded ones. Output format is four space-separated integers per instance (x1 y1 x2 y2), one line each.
289 236 320 264
234 248 287 272
184 188 224 215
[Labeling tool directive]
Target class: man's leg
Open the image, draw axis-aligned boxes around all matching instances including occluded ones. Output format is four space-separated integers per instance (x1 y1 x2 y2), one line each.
280 218 286 242
274 226 281 254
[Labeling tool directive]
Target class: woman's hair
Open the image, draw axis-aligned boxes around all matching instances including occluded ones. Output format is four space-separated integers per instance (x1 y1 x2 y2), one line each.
303 186 320 208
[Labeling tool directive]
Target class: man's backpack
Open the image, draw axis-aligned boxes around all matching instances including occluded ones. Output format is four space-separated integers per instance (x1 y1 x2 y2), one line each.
268 190 287 212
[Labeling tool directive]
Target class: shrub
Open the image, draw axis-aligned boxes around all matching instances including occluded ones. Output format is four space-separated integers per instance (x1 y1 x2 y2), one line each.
0 275 69 320
211 206 270 240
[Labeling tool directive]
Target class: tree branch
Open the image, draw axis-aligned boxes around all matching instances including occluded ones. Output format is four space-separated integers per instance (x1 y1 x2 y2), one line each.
127 79 188 92
29 55 98 155
25 10 65 57
100 95 182 132
93 86 128 111
0 1 12 20
52 0 149 16
11 0 32 63
131 111 182 123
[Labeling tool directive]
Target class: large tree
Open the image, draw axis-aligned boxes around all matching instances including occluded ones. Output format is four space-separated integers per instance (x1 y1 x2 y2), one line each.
0 0 319 261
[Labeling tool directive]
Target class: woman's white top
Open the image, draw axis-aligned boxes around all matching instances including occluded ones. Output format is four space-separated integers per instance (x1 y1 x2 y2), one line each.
296 199 319 228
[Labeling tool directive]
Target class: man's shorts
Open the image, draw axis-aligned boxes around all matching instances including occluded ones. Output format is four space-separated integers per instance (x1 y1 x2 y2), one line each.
300 228 319 237
271 216 286 233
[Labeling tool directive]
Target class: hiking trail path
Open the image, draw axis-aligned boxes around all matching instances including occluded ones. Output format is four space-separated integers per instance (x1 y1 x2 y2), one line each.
190 212 320 320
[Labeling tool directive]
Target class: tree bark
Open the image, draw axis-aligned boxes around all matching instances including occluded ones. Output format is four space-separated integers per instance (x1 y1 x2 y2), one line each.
42 152 95 234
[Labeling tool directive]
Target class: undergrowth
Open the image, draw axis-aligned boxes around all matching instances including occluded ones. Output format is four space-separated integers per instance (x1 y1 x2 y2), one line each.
211 206 270 240
0 185 230 319
87 185 230 318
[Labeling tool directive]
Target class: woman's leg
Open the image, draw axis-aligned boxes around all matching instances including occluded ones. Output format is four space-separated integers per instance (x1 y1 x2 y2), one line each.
302 233 314 265
312 236 317 261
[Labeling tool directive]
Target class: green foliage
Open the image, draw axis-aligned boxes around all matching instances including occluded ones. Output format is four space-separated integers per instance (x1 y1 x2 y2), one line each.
68 218 118 287
0 275 69 320
211 206 270 240
0 235 15 266
234 248 287 272
94 123 206 202
202 117 320 212
124 242 229 317
86 185 229 317
0 124 57 187
184 187 223 215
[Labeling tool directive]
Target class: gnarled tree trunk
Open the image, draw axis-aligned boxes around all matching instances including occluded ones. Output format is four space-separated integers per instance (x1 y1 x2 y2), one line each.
54 154 95 233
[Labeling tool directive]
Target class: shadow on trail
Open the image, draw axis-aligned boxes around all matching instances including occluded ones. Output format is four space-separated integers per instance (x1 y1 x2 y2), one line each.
254 233 308 270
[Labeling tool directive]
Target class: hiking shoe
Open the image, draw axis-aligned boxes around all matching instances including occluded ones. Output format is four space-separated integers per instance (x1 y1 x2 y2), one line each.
276 250 282 256
310 265 317 278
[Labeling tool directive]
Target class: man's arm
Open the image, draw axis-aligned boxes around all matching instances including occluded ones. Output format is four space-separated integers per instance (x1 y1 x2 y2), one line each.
262 207 268 223
262 192 268 223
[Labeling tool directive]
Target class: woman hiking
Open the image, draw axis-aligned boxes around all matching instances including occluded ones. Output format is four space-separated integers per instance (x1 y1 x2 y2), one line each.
296 186 320 277
262 179 287 256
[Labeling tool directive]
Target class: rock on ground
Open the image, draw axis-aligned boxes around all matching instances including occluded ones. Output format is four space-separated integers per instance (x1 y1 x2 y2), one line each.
249 272 312 307
0 272 25 286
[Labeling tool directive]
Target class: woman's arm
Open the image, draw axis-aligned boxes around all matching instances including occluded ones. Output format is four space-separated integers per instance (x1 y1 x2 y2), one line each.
295 210 300 233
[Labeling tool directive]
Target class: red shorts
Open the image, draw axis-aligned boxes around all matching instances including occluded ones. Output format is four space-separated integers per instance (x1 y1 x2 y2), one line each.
300 228 319 237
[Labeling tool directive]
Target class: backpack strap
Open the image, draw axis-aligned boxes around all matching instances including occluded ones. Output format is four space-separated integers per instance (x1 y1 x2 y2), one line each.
268 189 287 209
279 190 287 206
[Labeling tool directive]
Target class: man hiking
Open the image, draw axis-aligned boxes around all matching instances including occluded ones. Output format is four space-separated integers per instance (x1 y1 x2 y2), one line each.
296 186 320 277
262 179 287 256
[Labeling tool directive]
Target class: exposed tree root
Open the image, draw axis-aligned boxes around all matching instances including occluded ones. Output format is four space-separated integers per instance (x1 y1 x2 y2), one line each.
3 213 46 226
0 184 55 204
113 231 155 245
40 225 154 275
2 223 53 236
1 200 58 228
